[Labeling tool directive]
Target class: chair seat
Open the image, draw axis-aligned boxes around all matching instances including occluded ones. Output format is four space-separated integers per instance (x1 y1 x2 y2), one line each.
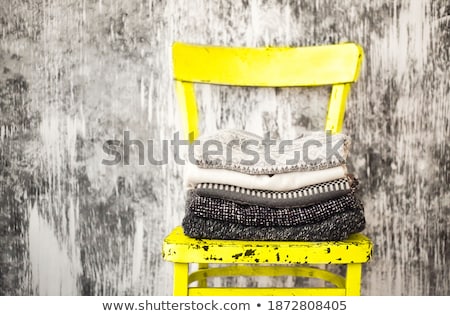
163 226 373 265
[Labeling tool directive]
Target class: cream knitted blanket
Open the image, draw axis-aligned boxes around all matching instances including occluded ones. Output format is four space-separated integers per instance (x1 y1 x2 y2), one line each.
190 129 350 175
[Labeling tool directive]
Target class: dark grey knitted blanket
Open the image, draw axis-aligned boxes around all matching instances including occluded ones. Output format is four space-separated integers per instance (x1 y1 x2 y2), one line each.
193 177 356 208
187 191 363 226
182 208 366 241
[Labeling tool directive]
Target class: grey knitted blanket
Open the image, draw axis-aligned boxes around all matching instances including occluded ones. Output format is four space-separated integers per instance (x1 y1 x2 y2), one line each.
190 129 350 175
187 191 363 226
193 176 356 208
182 208 366 241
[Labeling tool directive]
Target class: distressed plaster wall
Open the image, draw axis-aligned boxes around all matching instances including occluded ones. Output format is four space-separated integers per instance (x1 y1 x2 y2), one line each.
0 0 449 295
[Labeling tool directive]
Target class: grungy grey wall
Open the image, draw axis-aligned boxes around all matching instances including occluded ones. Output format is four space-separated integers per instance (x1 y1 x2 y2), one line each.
0 0 449 295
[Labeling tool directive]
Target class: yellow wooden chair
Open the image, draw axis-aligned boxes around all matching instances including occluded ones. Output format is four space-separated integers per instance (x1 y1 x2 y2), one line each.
162 42 373 296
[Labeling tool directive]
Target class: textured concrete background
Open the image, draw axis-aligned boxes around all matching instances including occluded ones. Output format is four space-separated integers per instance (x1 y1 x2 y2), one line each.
0 0 449 295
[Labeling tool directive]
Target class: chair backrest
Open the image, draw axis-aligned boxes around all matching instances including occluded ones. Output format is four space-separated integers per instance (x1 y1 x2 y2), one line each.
172 42 363 142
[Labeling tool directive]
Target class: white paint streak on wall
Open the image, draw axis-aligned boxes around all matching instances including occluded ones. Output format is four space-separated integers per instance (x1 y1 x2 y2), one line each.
132 216 144 287
29 199 81 295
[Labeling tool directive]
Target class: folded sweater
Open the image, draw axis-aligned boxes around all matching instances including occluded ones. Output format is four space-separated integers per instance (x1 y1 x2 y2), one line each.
193 176 356 208
184 162 347 191
190 129 350 175
182 208 366 241
187 191 363 227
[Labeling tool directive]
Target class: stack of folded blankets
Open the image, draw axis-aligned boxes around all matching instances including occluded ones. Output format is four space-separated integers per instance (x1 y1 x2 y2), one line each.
182 129 366 241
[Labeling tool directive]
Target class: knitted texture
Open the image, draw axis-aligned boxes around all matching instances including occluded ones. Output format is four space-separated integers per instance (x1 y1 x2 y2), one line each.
184 163 347 191
193 177 356 208
187 191 363 226
182 208 366 241
190 129 350 175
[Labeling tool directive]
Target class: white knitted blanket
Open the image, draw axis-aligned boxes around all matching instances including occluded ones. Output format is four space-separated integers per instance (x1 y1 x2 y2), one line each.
184 162 347 191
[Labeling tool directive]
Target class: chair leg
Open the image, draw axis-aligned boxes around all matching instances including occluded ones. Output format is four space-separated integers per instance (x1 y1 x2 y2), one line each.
345 263 362 296
173 263 189 296
197 263 208 288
